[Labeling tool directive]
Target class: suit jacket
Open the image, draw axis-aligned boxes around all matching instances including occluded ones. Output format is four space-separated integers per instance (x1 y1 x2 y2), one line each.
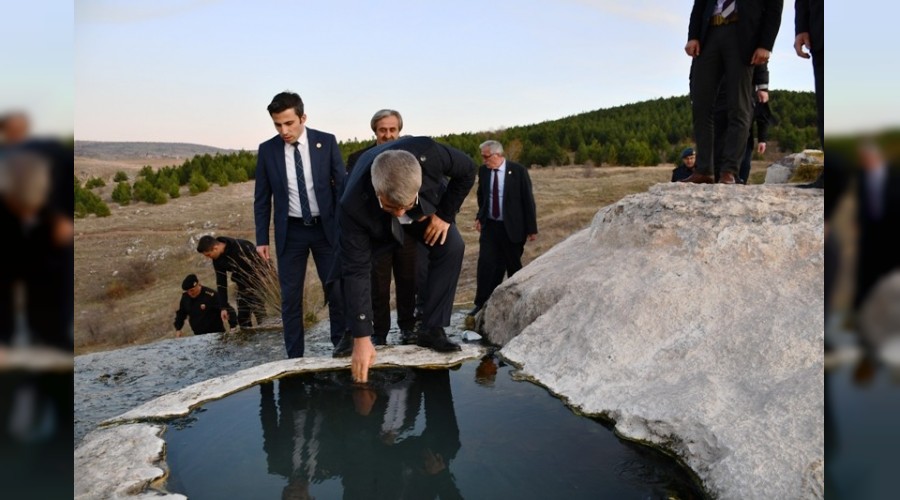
475 160 537 243
335 136 476 337
855 165 900 306
254 128 346 256
688 0 784 64
346 142 376 174
794 0 823 52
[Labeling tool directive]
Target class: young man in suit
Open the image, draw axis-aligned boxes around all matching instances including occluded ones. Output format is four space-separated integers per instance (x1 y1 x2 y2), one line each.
346 110 419 346
254 91 347 358
332 136 476 383
682 0 783 185
470 140 537 317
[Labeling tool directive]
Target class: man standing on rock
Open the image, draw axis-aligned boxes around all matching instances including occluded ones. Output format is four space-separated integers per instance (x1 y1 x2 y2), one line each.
331 137 476 383
470 140 537 318
346 110 419 347
253 91 347 358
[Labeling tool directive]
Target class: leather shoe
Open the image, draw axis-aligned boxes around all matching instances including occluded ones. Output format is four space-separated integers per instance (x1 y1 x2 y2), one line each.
468 304 482 316
332 333 353 358
679 172 714 184
718 171 738 184
399 329 417 345
416 327 461 353
372 335 387 346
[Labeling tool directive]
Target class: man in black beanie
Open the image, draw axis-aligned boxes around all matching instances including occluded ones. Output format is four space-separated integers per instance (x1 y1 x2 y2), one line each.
174 274 237 336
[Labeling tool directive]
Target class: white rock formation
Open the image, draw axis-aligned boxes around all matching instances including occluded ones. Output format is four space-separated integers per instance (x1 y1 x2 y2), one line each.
764 150 823 184
480 183 824 499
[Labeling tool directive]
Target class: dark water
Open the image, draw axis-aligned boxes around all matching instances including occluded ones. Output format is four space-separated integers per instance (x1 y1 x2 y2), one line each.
826 358 900 499
165 357 707 499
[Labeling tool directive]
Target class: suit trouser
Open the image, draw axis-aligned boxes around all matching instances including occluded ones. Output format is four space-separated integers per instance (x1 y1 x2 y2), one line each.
278 219 346 358
371 234 418 336
690 23 754 177
402 220 464 330
813 48 823 148
474 219 525 308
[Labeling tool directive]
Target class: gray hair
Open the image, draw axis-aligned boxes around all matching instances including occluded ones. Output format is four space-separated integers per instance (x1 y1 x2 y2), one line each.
370 109 403 132
371 150 421 206
479 140 504 156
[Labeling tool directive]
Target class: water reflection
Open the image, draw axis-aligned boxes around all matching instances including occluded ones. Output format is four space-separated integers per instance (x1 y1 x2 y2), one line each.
165 362 706 499
261 369 462 499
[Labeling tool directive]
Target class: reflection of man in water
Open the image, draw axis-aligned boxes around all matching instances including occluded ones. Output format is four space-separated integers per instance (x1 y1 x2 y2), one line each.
259 369 462 499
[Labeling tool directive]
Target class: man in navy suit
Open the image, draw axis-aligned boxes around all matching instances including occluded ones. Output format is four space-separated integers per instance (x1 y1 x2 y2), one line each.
332 136 476 382
470 140 537 317
254 91 347 358
682 0 783 185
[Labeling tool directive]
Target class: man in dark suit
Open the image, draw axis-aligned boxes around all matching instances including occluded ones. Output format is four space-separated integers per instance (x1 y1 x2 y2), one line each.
470 140 537 316
853 141 900 313
682 0 783 185
346 110 419 346
332 136 476 383
795 0 825 189
173 274 237 336
254 91 347 358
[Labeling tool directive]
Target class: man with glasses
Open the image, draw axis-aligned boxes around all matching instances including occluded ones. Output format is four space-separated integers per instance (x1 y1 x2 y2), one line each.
470 140 537 318
331 136 476 383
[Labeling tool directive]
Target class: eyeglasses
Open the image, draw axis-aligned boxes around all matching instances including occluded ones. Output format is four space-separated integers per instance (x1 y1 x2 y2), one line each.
378 194 418 213
481 153 496 159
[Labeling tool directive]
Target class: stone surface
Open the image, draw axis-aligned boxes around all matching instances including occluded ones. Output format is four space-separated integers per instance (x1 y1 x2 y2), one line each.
480 183 824 499
75 423 186 500
764 150 823 184
858 270 900 365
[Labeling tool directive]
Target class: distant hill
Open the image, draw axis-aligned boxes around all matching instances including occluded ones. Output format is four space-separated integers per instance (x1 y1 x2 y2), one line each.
75 141 240 160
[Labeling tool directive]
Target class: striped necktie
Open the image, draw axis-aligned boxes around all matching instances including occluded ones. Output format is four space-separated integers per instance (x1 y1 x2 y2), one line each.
721 0 736 19
292 142 313 224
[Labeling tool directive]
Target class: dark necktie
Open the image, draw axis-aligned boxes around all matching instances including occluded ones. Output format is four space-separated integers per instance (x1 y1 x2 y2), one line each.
491 169 500 219
292 142 313 224
391 217 405 244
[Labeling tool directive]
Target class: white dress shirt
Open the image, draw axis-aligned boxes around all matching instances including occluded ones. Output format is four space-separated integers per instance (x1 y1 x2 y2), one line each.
282 129 320 218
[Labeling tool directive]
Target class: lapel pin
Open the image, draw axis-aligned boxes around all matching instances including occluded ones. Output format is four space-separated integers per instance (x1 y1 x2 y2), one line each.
316 143 322 149
419 155 427 162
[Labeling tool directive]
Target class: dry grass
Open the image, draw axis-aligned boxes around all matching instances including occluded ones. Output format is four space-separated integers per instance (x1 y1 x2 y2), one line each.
73 159 676 355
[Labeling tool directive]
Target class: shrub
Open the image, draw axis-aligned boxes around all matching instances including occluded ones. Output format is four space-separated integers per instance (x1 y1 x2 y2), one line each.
111 181 132 205
113 171 129 182
85 177 106 189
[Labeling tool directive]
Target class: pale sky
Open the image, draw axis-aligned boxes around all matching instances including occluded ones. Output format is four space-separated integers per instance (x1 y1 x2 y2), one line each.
6 1 891 148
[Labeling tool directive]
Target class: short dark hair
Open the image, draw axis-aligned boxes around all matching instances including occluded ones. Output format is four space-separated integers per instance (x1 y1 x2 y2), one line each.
267 91 304 118
196 235 219 253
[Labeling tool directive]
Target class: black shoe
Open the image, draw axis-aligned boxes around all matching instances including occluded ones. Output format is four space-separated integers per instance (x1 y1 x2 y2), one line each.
416 327 461 353
372 335 387 346
399 329 417 345
332 333 353 358
468 304 482 316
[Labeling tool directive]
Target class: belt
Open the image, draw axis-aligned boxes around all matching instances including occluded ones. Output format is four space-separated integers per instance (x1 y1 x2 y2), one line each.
709 13 738 26
289 216 321 226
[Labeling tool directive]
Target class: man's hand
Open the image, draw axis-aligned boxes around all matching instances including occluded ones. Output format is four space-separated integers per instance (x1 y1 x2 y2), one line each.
474 219 482 232
685 39 700 57
750 48 771 66
220 309 230 326
422 214 450 246
757 142 767 154
794 32 812 58
757 90 769 103
527 233 537 242
351 336 377 383
175 330 183 338
256 245 271 261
